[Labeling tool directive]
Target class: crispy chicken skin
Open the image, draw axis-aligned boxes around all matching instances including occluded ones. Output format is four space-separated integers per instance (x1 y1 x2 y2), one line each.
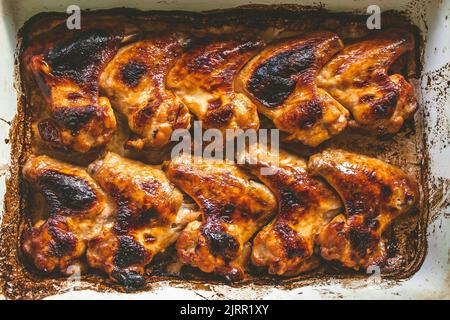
21 155 110 274
25 21 140 152
100 34 192 150
239 148 341 276
86 152 198 288
308 149 418 270
317 29 417 135
166 154 277 281
236 32 349 147
167 38 264 132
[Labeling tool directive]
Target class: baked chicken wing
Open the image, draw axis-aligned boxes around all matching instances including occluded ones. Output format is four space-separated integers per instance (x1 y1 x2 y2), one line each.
167 38 264 132
237 32 349 147
239 148 341 276
26 21 140 152
167 154 277 281
317 29 417 135
21 155 110 274
308 149 418 270
86 152 198 288
100 34 192 150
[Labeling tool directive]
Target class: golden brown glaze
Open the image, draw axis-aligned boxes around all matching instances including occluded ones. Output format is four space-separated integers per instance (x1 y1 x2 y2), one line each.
237 32 349 146
239 148 341 276
317 29 417 135
24 20 140 152
167 154 277 281
167 38 264 132
308 149 418 270
21 155 110 274
86 152 198 288
100 34 192 150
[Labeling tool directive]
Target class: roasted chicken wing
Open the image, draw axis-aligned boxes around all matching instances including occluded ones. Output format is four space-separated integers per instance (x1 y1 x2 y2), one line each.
167 38 264 132
21 155 110 274
86 152 198 288
317 29 417 135
239 147 341 276
237 32 349 147
308 149 418 270
167 154 277 281
25 21 140 152
100 34 192 150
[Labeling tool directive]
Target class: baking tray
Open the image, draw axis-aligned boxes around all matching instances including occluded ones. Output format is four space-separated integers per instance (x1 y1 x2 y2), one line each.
0 0 449 299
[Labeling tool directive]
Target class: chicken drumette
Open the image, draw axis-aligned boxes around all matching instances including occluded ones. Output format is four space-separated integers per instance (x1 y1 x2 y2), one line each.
317 29 417 135
25 19 140 152
308 149 418 269
166 154 277 281
21 155 111 274
167 38 264 132
237 32 349 147
100 34 192 150
239 148 341 276
86 152 198 288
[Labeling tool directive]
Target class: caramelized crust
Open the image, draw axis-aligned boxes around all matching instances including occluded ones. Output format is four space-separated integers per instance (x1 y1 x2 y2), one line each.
167 38 264 132
100 34 192 150
24 20 140 152
317 29 417 135
239 148 341 275
167 154 277 281
237 32 349 146
21 155 110 274
308 149 418 269
86 152 198 288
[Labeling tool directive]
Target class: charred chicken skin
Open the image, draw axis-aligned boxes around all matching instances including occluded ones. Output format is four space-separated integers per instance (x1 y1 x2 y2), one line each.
239 147 341 276
237 32 349 147
167 38 264 132
308 149 418 270
25 21 140 152
21 155 110 274
100 34 192 150
317 29 417 135
86 152 198 288
167 154 277 281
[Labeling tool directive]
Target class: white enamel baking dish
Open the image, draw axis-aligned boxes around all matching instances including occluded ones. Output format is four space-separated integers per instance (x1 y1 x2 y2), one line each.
0 0 448 299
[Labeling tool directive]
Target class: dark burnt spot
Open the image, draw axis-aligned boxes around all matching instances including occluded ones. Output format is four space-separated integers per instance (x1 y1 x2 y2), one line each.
380 185 393 200
38 170 97 215
201 221 239 259
204 103 234 127
114 235 148 269
111 268 146 289
120 60 148 88
371 91 398 119
47 221 78 257
45 29 121 86
348 227 378 257
133 96 162 128
274 222 308 259
52 105 97 135
279 189 304 214
360 94 375 104
247 44 315 108
297 100 323 129
106 184 134 234
345 192 379 219
208 98 222 110
38 119 63 147
67 92 83 100
134 208 159 228
139 179 162 197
